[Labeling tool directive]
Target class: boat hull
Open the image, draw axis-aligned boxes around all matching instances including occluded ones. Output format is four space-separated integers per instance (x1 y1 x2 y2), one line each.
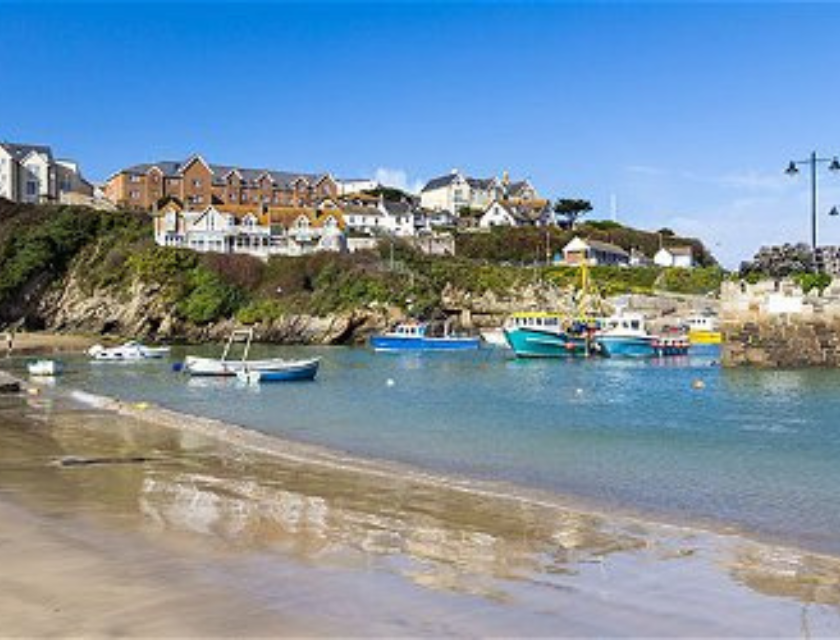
597 335 656 358
688 330 722 345
370 335 481 351
184 356 320 379
504 327 592 358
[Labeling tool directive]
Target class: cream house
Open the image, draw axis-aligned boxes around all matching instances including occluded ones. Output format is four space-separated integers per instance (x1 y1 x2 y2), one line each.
419 169 538 215
562 236 629 266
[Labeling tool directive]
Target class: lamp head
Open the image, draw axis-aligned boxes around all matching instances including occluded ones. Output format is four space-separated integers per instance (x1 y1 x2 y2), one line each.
785 161 799 175
830 206 839 217
830 157 840 172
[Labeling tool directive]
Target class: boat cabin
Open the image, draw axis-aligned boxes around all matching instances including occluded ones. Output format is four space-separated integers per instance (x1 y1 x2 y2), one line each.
601 312 647 335
505 313 563 331
685 315 719 332
391 323 428 337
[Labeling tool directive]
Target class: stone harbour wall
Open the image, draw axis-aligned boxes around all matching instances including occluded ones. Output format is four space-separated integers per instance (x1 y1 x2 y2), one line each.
721 280 840 367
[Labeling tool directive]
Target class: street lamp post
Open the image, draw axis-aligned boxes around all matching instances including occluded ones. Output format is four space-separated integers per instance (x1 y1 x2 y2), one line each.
785 151 840 250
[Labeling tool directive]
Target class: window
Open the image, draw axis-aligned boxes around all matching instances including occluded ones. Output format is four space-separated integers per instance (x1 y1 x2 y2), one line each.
26 181 37 196
130 175 141 183
129 190 140 199
193 179 202 187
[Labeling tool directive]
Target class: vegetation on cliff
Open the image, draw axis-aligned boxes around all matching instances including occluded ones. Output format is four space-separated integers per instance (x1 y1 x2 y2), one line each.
455 221 717 267
0 200 723 332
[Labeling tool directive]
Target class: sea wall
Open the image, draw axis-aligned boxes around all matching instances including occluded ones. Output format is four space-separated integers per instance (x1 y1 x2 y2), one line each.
721 280 840 367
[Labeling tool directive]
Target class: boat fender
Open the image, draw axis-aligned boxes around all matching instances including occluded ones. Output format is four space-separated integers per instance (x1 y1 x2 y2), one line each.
27 387 40 396
172 362 184 373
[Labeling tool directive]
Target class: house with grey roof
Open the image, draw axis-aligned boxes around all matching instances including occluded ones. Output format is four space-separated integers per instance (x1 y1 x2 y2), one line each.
478 199 551 228
563 236 630 267
654 246 695 269
0 141 92 204
419 169 540 216
103 153 338 211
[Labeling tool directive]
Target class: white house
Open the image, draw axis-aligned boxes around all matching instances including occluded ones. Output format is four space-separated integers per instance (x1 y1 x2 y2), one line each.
0 141 92 204
562 236 629 267
341 197 417 237
654 246 695 268
154 204 345 258
478 199 550 228
419 169 539 214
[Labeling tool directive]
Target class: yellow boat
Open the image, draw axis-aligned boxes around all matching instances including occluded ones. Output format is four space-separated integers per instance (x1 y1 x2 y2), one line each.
685 314 722 344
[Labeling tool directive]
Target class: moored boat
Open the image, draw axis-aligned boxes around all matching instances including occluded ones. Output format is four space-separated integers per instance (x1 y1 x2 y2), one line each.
596 312 656 357
370 322 480 352
88 341 171 361
27 359 63 376
653 334 691 356
182 329 320 381
504 313 599 358
480 328 509 348
684 313 721 344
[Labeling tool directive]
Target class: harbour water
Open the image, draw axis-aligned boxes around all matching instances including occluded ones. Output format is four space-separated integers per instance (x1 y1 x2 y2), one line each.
13 344 840 555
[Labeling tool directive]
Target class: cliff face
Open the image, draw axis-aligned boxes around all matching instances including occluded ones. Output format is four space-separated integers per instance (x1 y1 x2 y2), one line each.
34 270 402 345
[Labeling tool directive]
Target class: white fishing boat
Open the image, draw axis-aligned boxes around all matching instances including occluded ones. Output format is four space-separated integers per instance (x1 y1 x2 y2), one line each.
88 341 171 361
480 328 509 348
182 329 319 382
27 359 63 376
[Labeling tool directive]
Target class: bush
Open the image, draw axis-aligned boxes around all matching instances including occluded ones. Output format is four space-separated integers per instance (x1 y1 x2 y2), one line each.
177 267 244 324
796 272 832 295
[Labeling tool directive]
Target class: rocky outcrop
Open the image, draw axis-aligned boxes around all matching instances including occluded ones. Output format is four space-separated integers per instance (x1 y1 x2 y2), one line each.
33 271 400 345
722 280 840 367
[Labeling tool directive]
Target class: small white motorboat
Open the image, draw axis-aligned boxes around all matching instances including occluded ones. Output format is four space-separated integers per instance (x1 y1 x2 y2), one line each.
88 341 170 361
27 359 63 376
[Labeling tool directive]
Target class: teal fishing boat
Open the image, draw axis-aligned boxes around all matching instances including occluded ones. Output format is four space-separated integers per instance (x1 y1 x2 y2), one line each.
504 262 604 359
503 313 597 358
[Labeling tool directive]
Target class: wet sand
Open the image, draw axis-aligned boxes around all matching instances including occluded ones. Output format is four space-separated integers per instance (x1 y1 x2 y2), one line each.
2 331 98 356
1 382 840 636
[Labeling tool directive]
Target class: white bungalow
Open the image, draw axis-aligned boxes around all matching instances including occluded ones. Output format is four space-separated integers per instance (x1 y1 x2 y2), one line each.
562 236 629 266
654 246 695 268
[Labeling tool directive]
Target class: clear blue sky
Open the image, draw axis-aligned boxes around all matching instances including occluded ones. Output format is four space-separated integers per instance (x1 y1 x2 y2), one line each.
2 1 840 266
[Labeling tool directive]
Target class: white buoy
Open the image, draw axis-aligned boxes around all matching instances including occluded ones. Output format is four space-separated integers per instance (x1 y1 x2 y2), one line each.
575 388 584 396
386 378 395 387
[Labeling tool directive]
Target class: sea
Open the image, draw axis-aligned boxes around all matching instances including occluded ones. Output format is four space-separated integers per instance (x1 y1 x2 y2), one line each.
22 343 840 556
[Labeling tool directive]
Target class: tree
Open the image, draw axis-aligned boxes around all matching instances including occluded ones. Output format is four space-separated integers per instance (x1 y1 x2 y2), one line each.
553 199 592 228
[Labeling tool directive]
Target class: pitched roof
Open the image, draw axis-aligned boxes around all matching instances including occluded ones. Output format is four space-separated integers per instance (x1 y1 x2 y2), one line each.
119 157 321 188
0 142 54 162
586 239 629 256
663 245 693 256
421 173 461 192
381 200 413 216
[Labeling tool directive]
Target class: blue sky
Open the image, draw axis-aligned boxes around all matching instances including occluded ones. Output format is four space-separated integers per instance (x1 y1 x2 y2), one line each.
2 1 840 266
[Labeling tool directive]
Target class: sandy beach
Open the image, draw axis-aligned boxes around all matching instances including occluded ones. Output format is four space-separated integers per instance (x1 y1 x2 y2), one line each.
1 375 840 636
2 331 99 357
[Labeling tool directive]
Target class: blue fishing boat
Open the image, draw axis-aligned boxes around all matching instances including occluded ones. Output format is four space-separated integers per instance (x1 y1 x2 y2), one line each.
596 312 691 358
503 313 597 358
236 358 320 383
370 322 480 352
595 312 656 357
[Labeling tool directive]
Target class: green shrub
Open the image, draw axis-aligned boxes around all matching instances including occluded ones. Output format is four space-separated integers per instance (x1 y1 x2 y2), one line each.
177 267 244 324
796 272 832 295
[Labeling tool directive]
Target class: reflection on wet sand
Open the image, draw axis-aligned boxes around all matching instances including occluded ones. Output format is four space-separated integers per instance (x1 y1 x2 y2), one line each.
2 393 840 635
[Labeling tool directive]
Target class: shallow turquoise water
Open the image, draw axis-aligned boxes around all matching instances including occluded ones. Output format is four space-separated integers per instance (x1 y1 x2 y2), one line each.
22 345 840 554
